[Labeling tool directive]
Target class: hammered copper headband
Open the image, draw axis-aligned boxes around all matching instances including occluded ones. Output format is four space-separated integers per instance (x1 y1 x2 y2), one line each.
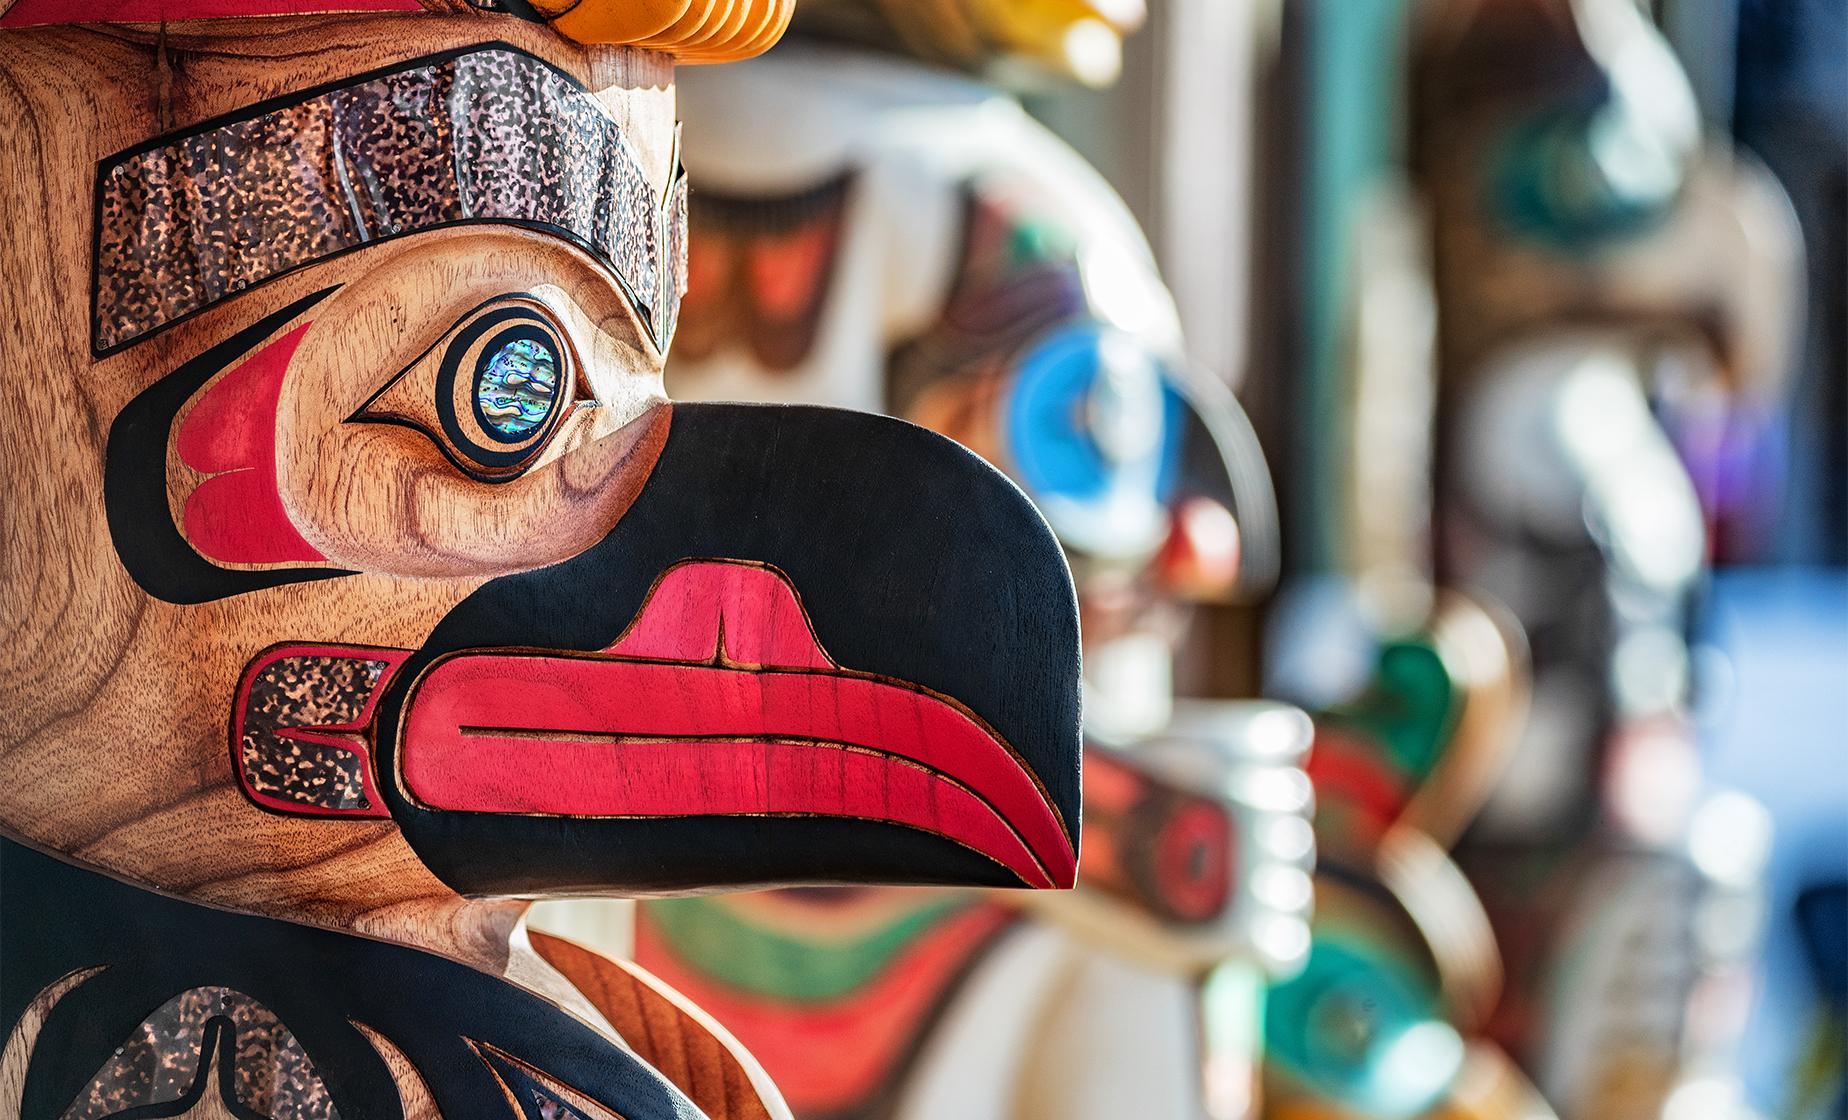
93 44 687 355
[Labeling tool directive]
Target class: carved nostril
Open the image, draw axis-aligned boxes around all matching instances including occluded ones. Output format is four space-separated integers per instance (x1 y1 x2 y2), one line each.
231 645 411 820
604 560 831 669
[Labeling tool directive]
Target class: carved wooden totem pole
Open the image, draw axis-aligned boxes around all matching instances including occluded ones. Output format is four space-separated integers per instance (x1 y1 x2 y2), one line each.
0 6 1090 1120
1262 596 1555 1120
1410 1 1798 1117
611 8 1313 1120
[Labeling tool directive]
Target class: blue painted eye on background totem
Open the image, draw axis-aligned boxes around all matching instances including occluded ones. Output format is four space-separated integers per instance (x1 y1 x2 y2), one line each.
1004 323 1187 562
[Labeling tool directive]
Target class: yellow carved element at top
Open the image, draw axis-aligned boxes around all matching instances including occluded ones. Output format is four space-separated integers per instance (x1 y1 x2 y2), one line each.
548 0 793 61
968 0 1144 84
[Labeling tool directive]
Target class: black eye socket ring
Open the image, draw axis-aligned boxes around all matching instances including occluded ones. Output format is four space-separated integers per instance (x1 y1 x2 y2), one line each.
435 307 569 475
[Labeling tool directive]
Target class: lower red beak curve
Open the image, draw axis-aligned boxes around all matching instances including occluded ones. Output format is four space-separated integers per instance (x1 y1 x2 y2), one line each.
397 560 1078 889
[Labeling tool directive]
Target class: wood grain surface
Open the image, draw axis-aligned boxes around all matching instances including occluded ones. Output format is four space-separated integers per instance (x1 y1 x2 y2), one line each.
531 929 787 1120
0 15 666 971
2 7 1081 966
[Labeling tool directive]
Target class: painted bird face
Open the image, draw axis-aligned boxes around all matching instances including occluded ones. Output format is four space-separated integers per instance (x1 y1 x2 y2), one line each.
1413 0 1797 395
0 19 1081 930
878 188 1272 706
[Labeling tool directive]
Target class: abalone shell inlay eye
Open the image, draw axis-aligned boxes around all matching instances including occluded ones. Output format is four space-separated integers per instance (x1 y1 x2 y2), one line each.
474 335 560 441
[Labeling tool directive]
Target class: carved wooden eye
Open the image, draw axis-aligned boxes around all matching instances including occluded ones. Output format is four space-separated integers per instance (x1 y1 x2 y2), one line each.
352 297 586 482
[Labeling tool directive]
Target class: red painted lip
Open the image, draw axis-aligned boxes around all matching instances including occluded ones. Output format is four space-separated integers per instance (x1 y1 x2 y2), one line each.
397 560 1077 889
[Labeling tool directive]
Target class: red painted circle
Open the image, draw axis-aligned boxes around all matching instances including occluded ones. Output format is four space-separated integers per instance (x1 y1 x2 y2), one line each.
1153 800 1234 922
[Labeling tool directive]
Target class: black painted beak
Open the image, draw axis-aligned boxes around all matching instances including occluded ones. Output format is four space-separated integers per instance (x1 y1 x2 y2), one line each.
375 403 1083 896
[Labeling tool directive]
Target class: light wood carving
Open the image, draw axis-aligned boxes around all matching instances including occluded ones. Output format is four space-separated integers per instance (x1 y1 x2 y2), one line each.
0 10 1084 1120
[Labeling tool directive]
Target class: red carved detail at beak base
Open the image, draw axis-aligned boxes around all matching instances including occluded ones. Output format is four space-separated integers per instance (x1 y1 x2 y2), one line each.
231 644 411 819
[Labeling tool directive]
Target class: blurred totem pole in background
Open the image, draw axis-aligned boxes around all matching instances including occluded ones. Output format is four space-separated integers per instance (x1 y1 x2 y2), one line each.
1247 7 1546 1116
1259 168 1552 1116
552 4 1323 1117
1408 0 1801 1117
1262 595 1557 1120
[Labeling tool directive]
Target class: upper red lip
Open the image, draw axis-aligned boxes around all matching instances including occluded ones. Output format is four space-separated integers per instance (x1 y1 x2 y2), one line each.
396 560 1078 889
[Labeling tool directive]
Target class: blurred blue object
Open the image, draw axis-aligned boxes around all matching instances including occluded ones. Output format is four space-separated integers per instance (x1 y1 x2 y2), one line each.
1792 883 1846 1119
1797 884 1847 1015
1698 568 1848 1114
1005 323 1186 554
